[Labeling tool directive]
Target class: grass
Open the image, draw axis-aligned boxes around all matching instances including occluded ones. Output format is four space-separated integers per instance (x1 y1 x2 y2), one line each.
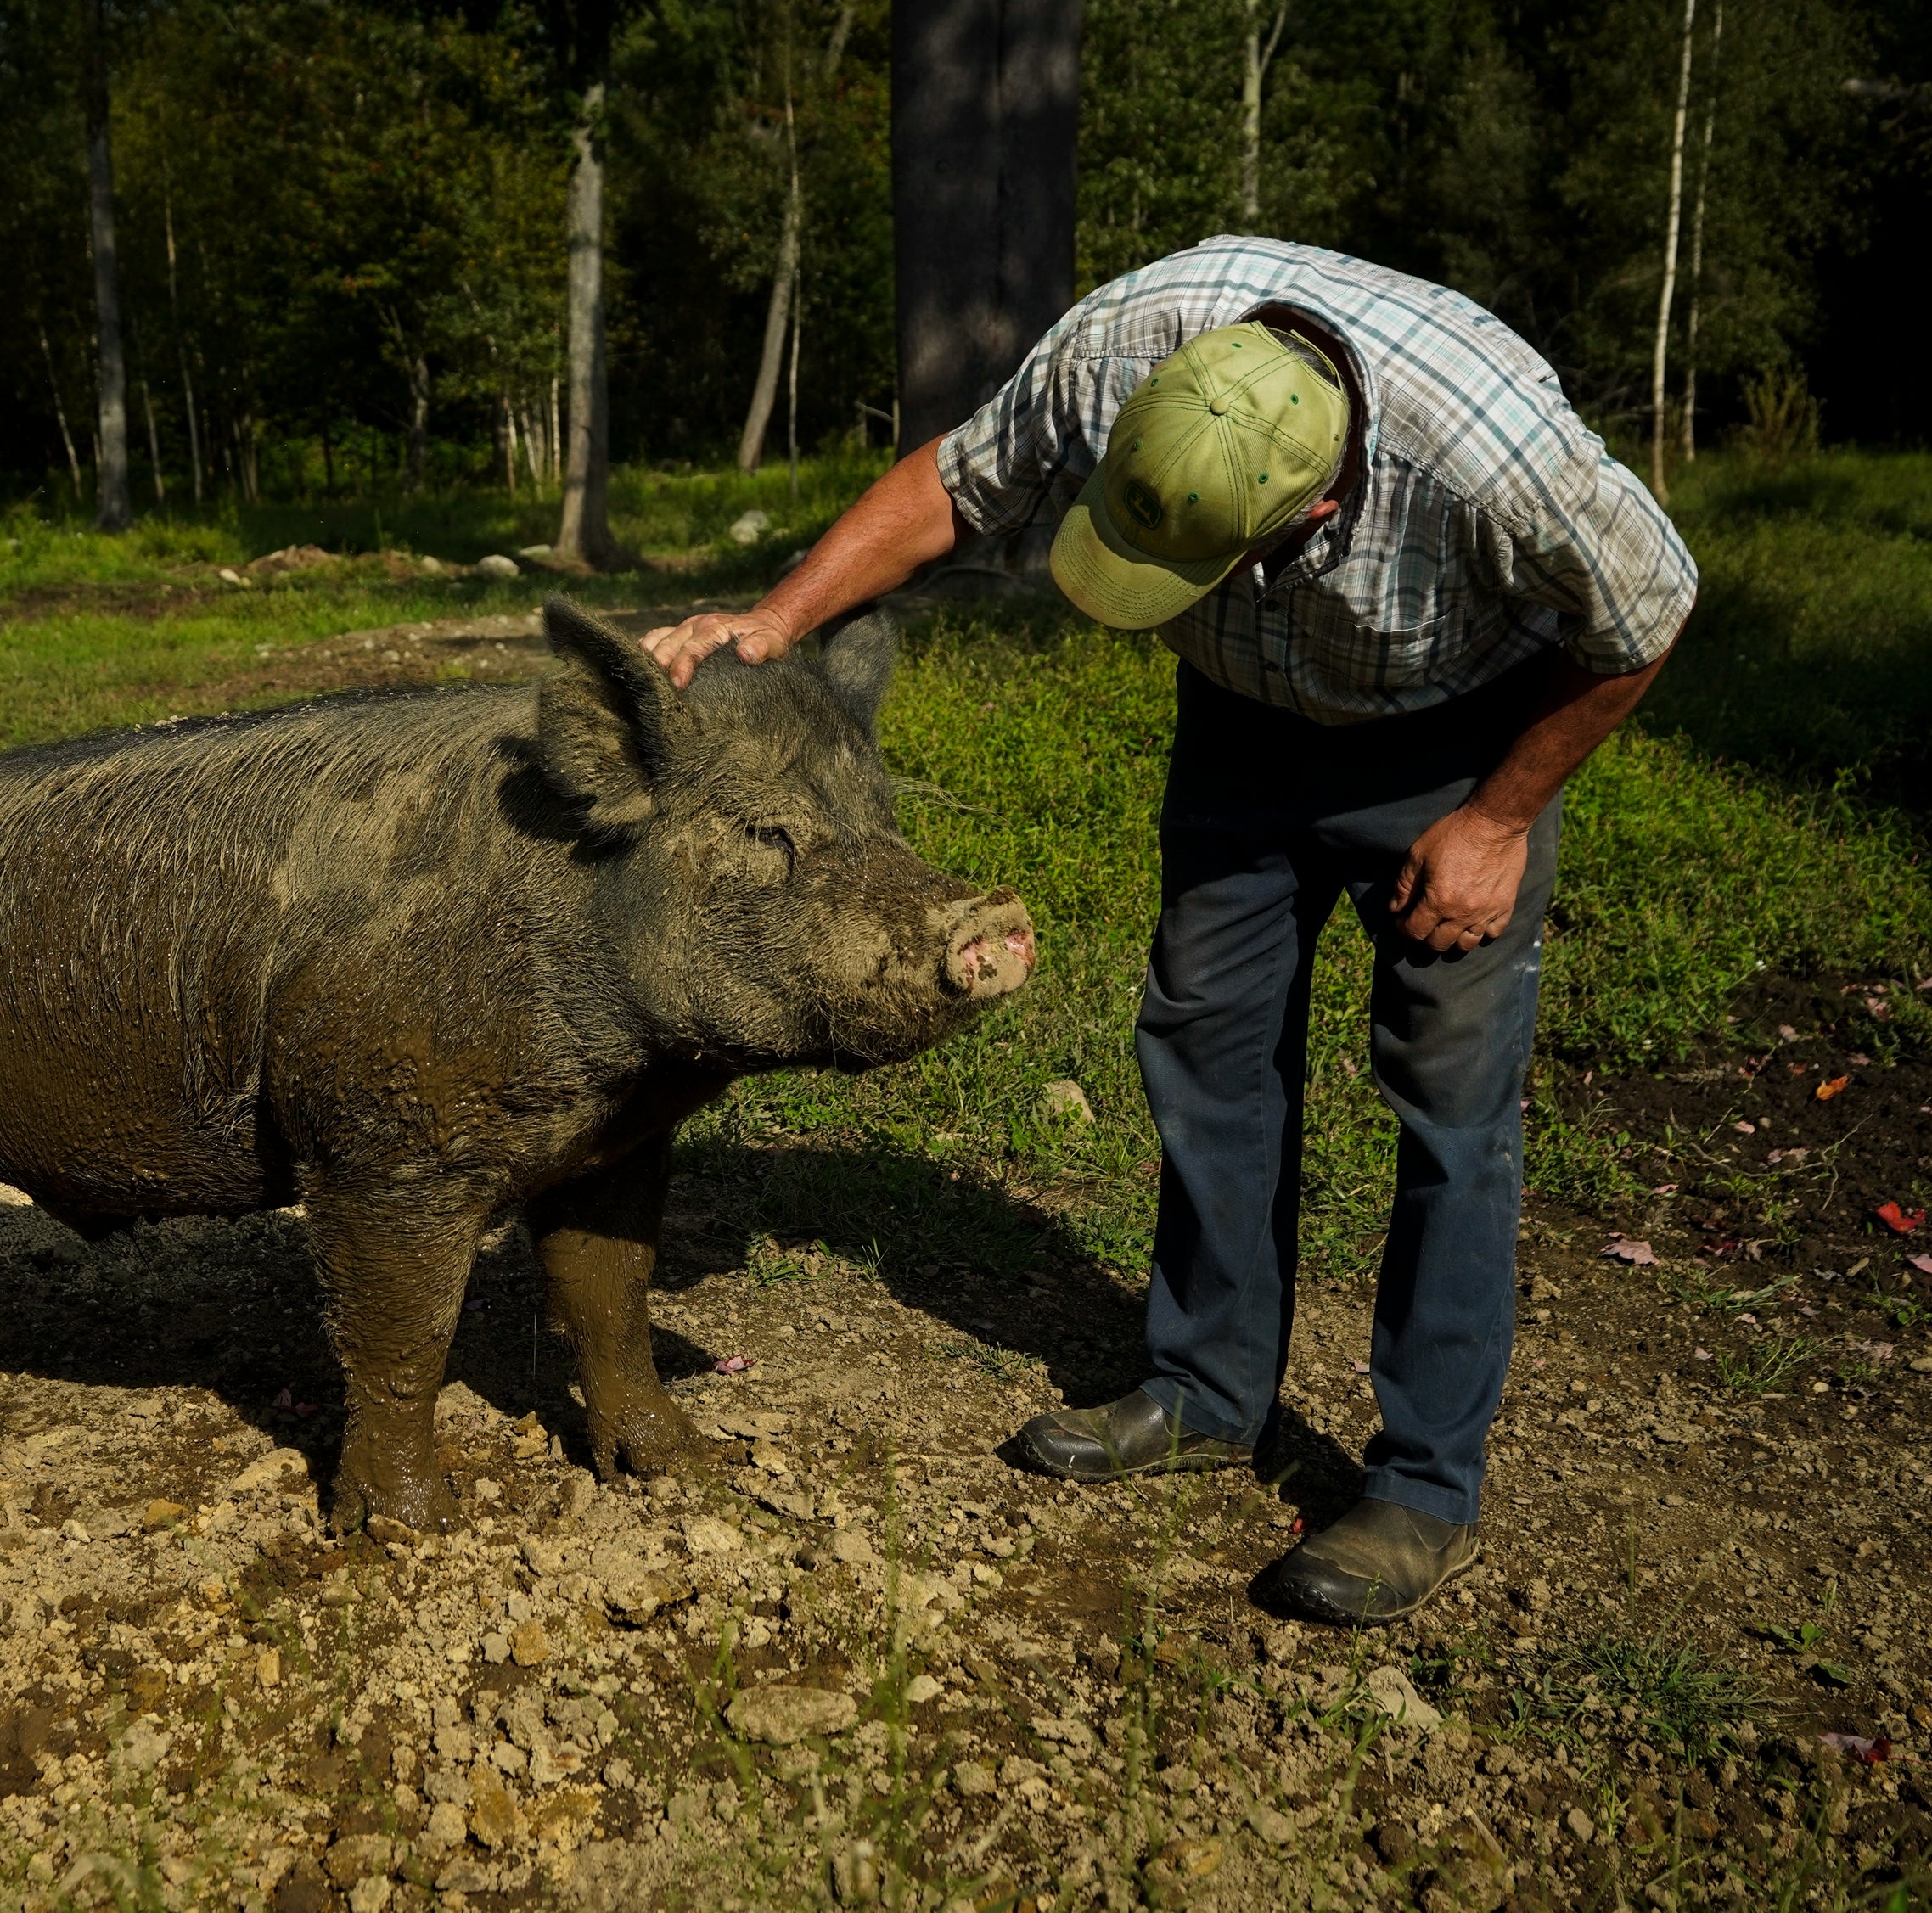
2 446 1929 1304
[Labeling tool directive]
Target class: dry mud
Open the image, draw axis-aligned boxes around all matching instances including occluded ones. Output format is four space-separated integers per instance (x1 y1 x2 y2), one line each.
0 1124 1928 1913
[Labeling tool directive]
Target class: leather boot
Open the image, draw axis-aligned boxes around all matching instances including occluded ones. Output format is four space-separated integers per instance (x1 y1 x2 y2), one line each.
1257 1496 1477 1624
1015 1388 1253 1484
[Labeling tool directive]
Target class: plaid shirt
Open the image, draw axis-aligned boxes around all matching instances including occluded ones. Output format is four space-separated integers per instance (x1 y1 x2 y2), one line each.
940 236 1697 725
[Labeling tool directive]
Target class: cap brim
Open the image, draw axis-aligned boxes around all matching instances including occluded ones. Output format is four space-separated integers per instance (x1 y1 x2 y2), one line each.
1050 466 1245 631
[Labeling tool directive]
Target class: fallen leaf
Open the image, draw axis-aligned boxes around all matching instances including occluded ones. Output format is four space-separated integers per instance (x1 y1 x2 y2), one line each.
272 1387 294 1410
1602 1237 1659 1265
1733 1120 1756 1135
1778 1024 1799 1041
1845 1339 1894 1364
1694 1347 1713 1360
1815 1075 1851 1102
1850 1052 1873 1065
1820 1731 1890 1764
714 1354 756 1375
1907 1253 1932 1276
1875 1203 1924 1235
1654 1182 1679 1195
1351 1360 1370 1374
1738 1313 1759 1327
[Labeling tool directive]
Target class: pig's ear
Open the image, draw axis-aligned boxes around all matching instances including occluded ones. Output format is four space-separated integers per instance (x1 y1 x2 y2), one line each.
534 599 684 831
818 606 898 735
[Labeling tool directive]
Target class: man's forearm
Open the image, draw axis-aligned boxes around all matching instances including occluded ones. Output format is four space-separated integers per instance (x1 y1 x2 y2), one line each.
1464 639 1678 835
759 435 969 640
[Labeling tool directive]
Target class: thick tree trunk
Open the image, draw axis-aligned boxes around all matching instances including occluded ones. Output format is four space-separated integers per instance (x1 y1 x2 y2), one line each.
1649 0 1698 504
1681 0 1723 463
891 0 1086 456
405 354 430 494
1241 3 1288 227
556 84 618 568
86 0 132 531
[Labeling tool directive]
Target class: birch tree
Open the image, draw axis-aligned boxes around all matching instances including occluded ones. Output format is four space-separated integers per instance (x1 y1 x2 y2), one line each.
738 3 855 474
85 0 132 530
1240 0 1288 226
1680 0 1722 462
1648 0 1697 502
556 79 618 566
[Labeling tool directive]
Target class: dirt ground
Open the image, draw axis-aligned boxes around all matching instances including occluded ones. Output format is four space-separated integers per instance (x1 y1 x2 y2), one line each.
2 1015 1929 1911
0 637 1928 1912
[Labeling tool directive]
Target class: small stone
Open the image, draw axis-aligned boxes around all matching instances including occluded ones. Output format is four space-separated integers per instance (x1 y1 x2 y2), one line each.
1525 1578 1553 1612
1566 1806 1597 1843
509 1619 548 1667
515 545 553 560
1162 1836 1222 1881
1245 1802 1295 1845
1365 1664 1442 1731
60 1517 90 1543
348 1880 392 1913
475 553 520 581
951 1759 997 1798
324 1834 394 1886
481 1631 510 1665
256 1646 282 1690
469 1771 526 1848
726 1684 858 1745
728 509 770 546
141 1499 187 1532
828 1529 873 1566
423 1801 467 1850
1910 1355 1932 1374
1038 1078 1094 1125
750 1440 789 1475
419 554 443 574
905 1675 942 1705
682 1513 744 1554
273 1856 330 1913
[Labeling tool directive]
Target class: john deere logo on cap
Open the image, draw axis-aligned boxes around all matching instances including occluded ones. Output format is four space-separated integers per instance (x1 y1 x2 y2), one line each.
1122 479 1164 530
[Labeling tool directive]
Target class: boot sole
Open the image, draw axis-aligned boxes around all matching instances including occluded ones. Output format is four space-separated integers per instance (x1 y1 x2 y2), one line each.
1266 1543 1480 1627
1017 1441 1254 1485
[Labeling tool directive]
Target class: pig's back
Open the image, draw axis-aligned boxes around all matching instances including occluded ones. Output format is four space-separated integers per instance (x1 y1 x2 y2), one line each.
0 686 546 1217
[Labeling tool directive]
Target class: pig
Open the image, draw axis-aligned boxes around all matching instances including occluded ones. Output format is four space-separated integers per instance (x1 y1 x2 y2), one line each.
0 601 1033 1530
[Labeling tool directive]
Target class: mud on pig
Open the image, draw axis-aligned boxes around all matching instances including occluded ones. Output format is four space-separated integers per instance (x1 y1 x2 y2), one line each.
0 601 1034 1530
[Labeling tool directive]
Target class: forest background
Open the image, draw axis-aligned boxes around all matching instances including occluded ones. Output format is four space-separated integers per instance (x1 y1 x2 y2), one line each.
2 0 1929 515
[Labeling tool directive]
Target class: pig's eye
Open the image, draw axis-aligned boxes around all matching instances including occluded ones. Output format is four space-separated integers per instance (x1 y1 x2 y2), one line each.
745 823 796 861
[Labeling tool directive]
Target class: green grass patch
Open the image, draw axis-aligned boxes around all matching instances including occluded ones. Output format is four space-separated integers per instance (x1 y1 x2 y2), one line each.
3 448 1929 1290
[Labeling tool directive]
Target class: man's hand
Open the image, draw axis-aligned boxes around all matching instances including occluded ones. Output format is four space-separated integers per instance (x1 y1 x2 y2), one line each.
1390 806 1531 952
641 606 796 689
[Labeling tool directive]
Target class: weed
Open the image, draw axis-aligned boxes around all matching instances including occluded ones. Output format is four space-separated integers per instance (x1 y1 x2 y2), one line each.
1715 1332 1825 1393
1510 1629 1762 1763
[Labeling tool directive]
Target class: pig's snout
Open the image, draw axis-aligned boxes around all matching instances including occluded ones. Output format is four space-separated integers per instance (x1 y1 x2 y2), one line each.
941 889 1036 999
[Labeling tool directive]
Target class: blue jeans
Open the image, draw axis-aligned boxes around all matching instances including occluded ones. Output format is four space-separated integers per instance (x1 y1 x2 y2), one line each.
1137 660 1560 1525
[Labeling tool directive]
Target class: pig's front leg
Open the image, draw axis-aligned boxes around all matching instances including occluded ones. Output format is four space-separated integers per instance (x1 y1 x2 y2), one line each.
306 1181 489 1534
531 1141 712 1481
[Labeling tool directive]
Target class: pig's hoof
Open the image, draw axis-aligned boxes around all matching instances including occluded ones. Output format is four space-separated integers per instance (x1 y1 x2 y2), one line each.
329 1471 461 1537
596 1398 714 1483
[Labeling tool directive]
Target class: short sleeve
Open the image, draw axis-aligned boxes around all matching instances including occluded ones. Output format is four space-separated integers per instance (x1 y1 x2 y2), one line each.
937 306 1098 536
1488 441 1698 674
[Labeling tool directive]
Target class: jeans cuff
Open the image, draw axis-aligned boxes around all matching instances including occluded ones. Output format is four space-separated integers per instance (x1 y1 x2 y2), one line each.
1140 1376 1255 1447
1360 1467 1481 1528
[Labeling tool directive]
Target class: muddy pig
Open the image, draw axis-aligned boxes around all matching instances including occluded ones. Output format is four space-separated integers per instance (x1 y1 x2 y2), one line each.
0 600 1033 1529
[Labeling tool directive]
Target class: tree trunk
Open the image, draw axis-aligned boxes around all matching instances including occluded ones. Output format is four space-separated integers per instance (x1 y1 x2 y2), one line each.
739 5 853 474
1241 3 1288 227
788 264 802 499
738 170 801 473
891 0 1087 455
37 325 83 499
502 396 518 496
1681 0 1723 463
141 377 165 503
548 375 561 487
556 83 618 568
1649 0 1698 503
322 418 335 499
86 0 132 531
405 353 430 494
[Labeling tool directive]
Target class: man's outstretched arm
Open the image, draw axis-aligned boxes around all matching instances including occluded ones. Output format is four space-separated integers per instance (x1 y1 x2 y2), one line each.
1390 635 1680 952
642 436 970 687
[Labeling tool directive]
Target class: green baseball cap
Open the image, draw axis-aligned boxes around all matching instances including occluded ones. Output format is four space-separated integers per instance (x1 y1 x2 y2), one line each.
1050 322 1351 631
